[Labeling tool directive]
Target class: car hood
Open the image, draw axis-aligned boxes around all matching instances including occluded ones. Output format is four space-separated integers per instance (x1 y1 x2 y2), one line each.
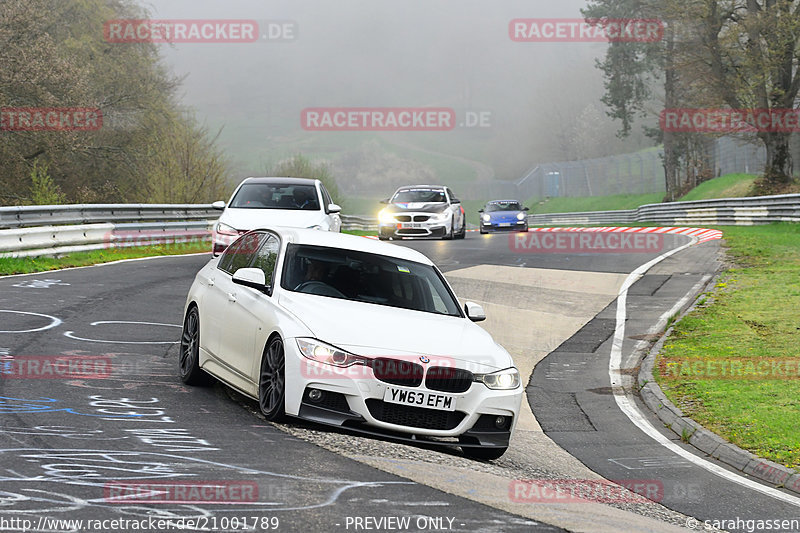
277 291 512 371
487 211 524 222
384 202 449 214
220 208 326 230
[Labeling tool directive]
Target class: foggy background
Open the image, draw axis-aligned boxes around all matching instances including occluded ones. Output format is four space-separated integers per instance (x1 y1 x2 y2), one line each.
144 0 654 201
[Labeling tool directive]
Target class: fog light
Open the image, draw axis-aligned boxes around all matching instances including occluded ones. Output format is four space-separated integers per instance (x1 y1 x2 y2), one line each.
308 389 324 402
494 416 506 429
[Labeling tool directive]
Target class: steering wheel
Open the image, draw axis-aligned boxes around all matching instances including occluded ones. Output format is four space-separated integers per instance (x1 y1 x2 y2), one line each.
294 280 346 298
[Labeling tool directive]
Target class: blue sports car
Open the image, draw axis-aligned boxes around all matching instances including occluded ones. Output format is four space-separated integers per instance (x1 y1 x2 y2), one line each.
479 200 529 234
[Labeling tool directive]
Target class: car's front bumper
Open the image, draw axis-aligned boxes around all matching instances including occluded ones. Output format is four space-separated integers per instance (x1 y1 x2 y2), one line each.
379 212 452 239
480 220 528 232
283 342 522 447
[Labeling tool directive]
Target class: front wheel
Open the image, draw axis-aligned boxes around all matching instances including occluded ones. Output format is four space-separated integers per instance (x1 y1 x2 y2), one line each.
455 219 466 239
442 220 454 240
259 336 286 421
179 306 211 385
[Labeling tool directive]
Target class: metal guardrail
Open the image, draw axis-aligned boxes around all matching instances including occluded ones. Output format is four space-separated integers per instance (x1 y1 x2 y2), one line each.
528 193 800 226
1 194 795 258
0 204 219 229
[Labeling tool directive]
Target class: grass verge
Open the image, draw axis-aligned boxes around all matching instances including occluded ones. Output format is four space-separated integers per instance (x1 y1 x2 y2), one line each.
0 242 211 276
678 174 757 201
654 223 800 470
526 193 664 214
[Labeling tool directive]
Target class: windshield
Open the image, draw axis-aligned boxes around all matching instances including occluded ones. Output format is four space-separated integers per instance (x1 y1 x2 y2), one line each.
281 244 462 317
230 183 320 210
391 188 446 204
485 201 522 212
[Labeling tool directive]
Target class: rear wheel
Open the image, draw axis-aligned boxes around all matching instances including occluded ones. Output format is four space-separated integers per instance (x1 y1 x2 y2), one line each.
179 306 211 385
259 336 286 421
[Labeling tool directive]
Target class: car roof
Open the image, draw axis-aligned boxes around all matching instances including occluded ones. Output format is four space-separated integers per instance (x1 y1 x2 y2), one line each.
240 177 319 186
396 184 446 190
258 227 435 265
487 199 521 204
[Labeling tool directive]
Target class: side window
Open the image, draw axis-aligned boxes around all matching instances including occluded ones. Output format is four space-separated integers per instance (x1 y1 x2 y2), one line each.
252 233 280 285
446 188 458 204
218 232 262 275
320 184 333 213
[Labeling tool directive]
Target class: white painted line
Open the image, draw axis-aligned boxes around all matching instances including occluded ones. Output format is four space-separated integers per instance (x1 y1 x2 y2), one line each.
609 239 800 508
0 310 62 333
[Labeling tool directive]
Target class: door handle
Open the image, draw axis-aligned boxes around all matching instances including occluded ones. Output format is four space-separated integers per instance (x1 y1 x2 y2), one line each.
227 293 237 303
208 279 215 287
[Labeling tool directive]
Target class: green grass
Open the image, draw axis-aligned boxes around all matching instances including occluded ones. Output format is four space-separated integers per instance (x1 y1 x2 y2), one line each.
678 174 758 202
654 223 800 470
526 193 664 214
0 242 211 276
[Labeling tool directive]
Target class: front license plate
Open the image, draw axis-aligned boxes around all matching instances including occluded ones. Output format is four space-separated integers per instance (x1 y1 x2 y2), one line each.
499 222 512 227
401 222 423 229
383 387 456 411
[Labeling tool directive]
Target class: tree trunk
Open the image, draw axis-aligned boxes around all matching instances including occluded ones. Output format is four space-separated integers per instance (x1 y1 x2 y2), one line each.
760 131 793 185
662 24 679 201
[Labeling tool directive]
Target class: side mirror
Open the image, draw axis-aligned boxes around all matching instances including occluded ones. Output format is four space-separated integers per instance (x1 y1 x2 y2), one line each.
232 268 270 294
464 301 486 322
523 207 530 211
380 198 390 204
328 203 342 213
451 198 461 204
211 200 226 210
478 209 484 213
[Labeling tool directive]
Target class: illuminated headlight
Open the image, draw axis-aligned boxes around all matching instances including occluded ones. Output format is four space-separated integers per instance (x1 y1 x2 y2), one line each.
430 211 449 221
482 214 491 223
475 368 520 390
378 210 395 224
215 222 238 235
517 212 526 221
296 338 369 368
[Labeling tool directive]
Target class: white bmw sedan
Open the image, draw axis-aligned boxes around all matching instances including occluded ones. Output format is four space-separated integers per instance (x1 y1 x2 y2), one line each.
211 177 342 255
180 228 522 459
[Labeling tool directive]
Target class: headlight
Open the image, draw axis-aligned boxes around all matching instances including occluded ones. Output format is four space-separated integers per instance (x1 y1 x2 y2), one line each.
296 338 369 368
378 210 395 224
307 224 323 230
516 213 526 221
475 368 520 390
482 214 491 223
430 211 449 221
215 222 238 235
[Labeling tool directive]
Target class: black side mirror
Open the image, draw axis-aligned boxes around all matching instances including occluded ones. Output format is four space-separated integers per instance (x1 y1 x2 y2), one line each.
478 209 484 213
523 207 530 211
380 198 390 204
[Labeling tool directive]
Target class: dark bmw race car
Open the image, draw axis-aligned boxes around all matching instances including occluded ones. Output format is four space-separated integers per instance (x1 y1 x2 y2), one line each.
378 185 466 240
479 200 529 234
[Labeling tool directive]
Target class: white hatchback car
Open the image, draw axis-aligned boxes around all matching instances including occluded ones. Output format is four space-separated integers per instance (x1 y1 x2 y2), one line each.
211 177 341 255
180 228 522 459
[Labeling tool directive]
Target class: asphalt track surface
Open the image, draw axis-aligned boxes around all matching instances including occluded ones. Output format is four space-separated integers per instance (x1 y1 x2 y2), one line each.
0 231 798 532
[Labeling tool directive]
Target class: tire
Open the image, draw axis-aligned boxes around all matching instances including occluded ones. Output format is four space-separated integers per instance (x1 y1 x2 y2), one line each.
179 306 211 386
479 228 487 234
259 335 286 421
378 235 389 241
442 220 454 240
455 219 466 239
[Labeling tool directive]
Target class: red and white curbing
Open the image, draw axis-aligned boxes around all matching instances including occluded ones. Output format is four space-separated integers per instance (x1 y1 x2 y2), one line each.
465 226 723 244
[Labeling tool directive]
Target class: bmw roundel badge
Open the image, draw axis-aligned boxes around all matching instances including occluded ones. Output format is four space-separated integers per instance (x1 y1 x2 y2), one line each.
419 356 430 364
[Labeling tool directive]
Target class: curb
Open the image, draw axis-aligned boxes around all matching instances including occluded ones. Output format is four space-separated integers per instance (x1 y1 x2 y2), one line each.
637 282 800 496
